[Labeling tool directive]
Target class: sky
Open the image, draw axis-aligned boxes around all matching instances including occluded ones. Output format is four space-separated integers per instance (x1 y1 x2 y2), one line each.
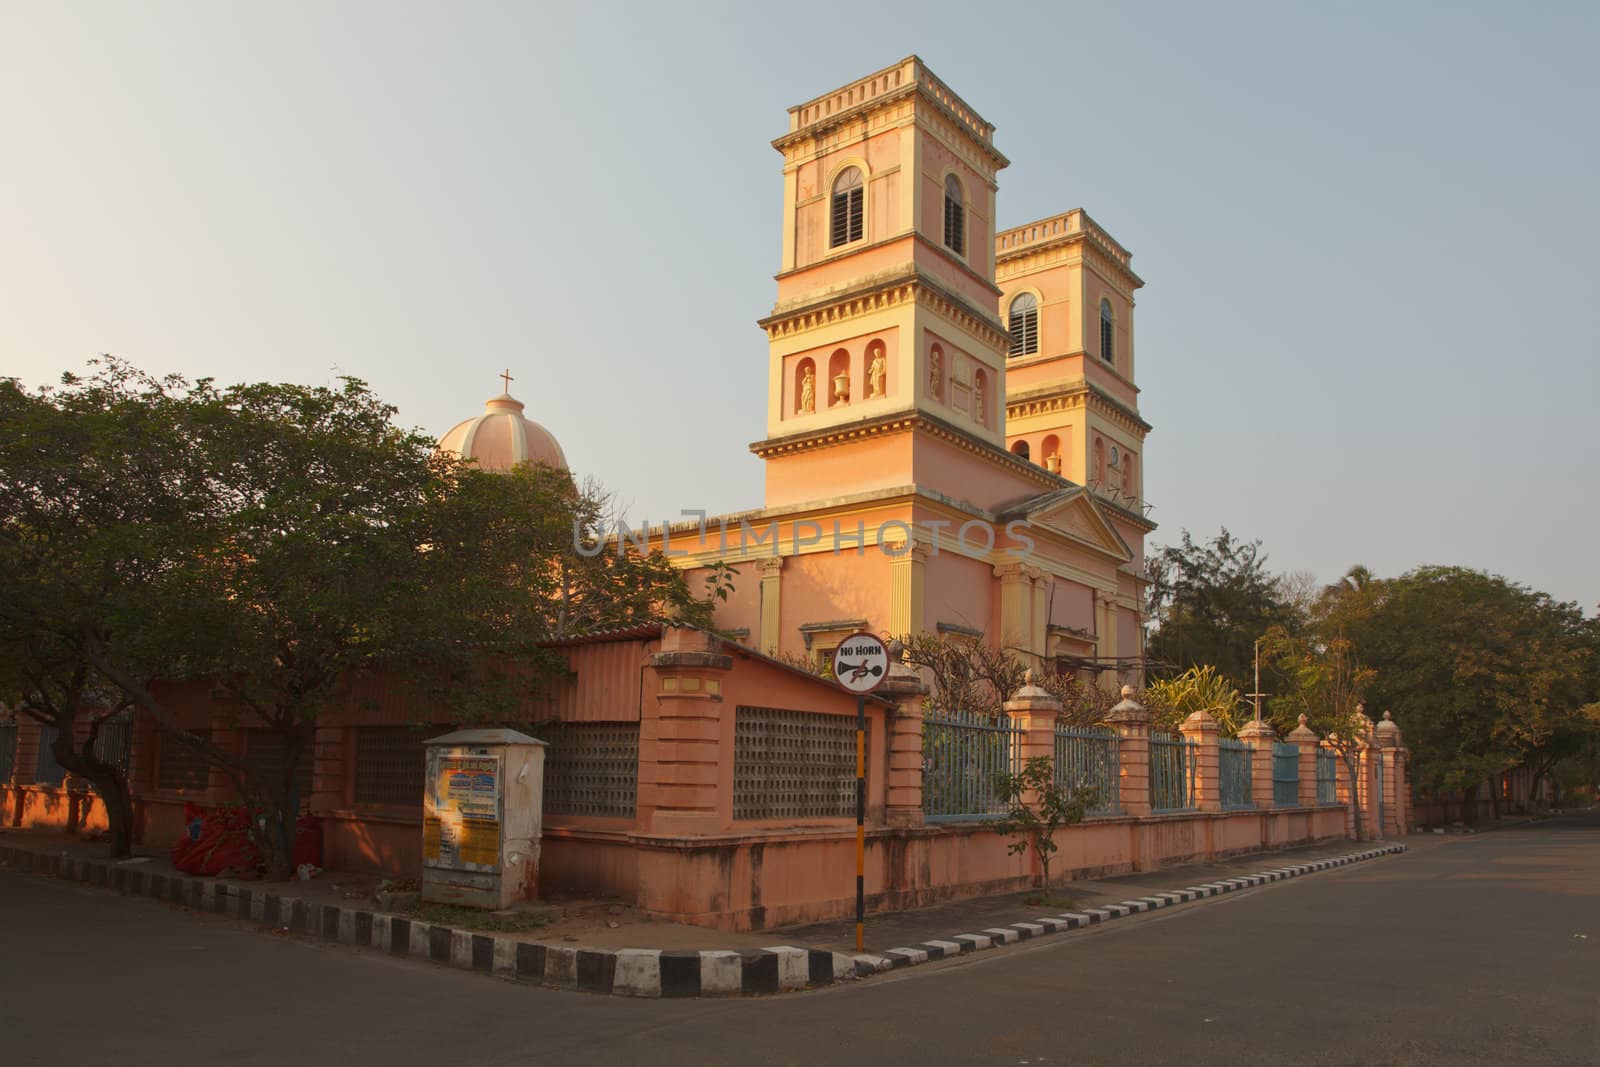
3 2 1597 610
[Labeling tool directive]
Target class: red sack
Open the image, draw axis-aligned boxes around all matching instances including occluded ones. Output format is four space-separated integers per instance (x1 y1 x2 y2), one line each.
171 804 262 876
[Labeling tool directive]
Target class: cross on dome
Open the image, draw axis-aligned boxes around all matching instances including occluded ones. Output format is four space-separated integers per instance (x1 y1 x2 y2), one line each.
499 368 515 393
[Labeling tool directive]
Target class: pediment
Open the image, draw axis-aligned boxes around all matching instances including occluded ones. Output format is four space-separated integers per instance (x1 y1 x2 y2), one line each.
1017 490 1132 562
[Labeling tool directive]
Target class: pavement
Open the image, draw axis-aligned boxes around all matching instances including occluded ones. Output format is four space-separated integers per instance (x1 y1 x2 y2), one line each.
2 813 1597 1066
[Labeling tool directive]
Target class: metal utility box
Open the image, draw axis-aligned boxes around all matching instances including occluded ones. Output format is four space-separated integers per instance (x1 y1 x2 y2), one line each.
420 728 546 910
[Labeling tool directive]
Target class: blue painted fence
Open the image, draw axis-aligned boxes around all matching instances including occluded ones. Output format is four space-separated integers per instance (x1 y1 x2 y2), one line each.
1219 738 1254 810
1272 742 1301 806
921 709 1021 822
1053 725 1120 815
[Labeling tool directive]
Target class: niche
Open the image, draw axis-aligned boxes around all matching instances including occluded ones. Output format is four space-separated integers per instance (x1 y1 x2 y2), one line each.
828 349 851 406
794 357 818 415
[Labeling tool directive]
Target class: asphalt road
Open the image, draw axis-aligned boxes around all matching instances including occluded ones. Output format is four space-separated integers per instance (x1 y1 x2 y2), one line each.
2 815 1597 1066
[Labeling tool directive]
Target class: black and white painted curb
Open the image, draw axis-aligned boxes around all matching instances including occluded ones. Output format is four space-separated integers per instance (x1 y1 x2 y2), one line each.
0 841 1404 997
849 844 1408 977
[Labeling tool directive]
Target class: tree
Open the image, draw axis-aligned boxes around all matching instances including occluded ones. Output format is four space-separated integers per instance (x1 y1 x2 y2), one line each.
1145 528 1296 693
990 756 1096 893
0 362 216 858
6 361 715 875
1144 665 1247 736
1340 567 1592 817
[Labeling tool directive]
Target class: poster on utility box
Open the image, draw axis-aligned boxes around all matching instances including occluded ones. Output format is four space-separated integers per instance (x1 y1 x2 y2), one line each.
423 752 502 872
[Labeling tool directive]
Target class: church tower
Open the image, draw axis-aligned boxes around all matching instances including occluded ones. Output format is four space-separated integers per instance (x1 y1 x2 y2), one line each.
996 211 1150 523
754 57 1014 509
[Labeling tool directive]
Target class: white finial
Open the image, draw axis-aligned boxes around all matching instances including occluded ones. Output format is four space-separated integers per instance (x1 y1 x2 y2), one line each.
1121 684 1135 699
1298 713 1308 726
1024 668 1034 686
1382 710 1392 721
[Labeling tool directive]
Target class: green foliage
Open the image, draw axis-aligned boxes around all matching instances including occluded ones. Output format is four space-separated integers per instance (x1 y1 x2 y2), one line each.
1143 665 1247 735
1145 528 1296 693
990 756 1096 890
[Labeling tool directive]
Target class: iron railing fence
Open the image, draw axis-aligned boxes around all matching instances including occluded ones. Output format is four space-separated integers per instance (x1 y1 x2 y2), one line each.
92 712 133 778
1272 742 1301 806
1149 731 1197 812
1219 738 1254 810
0 721 16 783
1316 751 1338 804
1053 725 1120 815
922 709 1022 822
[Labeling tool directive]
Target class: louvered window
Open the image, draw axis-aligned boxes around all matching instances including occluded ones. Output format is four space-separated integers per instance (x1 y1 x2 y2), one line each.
829 168 864 248
943 174 965 255
1100 299 1115 366
1008 293 1039 357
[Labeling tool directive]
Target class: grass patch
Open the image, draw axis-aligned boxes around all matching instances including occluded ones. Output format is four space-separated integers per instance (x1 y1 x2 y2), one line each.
1021 893 1077 909
407 902 554 933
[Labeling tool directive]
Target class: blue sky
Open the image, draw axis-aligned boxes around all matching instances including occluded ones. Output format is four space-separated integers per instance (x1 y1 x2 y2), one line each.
3 2 1597 609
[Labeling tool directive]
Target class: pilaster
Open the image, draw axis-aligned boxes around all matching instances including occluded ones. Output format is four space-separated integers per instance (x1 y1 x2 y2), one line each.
640 627 733 835
1287 714 1320 807
756 556 785 656
1102 686 1150 818
888 544 928 640
1237 718 1277 810
879 650 929 827
1179 709 1221 813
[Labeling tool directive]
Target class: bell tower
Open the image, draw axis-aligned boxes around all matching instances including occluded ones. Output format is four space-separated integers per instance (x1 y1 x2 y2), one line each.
754 57 1012 509
996 210 1150 520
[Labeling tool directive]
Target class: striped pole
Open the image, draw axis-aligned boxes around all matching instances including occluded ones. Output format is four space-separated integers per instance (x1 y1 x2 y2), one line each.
855 693 865 954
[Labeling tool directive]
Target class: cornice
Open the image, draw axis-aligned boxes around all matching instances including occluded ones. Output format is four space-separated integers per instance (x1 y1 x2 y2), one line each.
759 269 1007 350
1005 381 1153 436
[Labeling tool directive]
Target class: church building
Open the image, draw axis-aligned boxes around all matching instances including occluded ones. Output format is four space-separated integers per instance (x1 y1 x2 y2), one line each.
617 56 1157 686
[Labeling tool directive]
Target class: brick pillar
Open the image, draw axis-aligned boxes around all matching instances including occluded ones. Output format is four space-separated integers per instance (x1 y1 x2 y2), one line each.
1103 686 1150 818
639 626 733 835
1004 671 1062 806
879 652 928 828
1237 718 1278 810
1287 714 1320 807
1179 708 1221 812
311 726 346 816
1374 710 1402 836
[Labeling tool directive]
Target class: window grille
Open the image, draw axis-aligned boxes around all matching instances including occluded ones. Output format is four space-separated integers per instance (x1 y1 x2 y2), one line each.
829 168 864 247
734 706 862 820
1099 299 1115 365
92 711 133 776
353 726 432 808
540 722 639 818
244 729 315 805
1008 293 1039 357
942 174 965 255
34 725 67 787
156 730 212 793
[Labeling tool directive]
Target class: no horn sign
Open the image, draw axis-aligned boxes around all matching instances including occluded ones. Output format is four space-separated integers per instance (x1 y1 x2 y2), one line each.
832 633 889 694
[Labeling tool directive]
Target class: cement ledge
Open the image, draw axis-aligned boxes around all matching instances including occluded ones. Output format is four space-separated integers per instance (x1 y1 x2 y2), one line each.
0 841 1405 999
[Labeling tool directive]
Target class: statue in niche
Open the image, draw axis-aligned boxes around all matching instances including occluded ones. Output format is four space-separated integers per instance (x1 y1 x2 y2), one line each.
799 366 815 414
868 351 886 398
973 375 985 424
929 349 943 399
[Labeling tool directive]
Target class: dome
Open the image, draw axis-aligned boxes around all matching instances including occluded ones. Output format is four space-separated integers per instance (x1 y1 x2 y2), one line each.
436 388 568 473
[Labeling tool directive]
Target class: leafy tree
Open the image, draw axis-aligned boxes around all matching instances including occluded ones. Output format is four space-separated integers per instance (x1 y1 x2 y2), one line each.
6 361 715 875
990 756 1096 892
1340 567 1591 817
1145 528 1296 693
0 362 216 858
1144 665 1247 736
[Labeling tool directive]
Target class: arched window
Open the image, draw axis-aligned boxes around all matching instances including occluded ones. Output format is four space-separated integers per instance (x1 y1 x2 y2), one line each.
943 174 965 256
830 168 864 248
1010 440 1030 462
1099 299 1115 366
1007 293 1038 357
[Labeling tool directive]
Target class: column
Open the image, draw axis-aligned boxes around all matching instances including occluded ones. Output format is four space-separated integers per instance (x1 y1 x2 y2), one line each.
1098 594 1120 691
756 556 784 656
1237 718 1278 810
310 725 346 817
879 653 929 828
1004 671 1062 807
1179 708 1221 813
640 626 733 835
1102 686 1150 818
1287 714 1320 807
994 563 1036 663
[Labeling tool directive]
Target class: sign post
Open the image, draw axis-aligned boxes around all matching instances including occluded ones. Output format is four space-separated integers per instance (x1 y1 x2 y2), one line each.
831 632 890 954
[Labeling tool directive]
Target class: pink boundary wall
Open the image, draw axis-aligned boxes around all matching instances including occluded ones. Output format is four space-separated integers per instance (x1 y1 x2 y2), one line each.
0 626 1396 932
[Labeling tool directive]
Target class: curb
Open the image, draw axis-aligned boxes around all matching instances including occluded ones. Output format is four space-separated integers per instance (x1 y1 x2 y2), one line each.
0 841 1405 997
847 843 1408 978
